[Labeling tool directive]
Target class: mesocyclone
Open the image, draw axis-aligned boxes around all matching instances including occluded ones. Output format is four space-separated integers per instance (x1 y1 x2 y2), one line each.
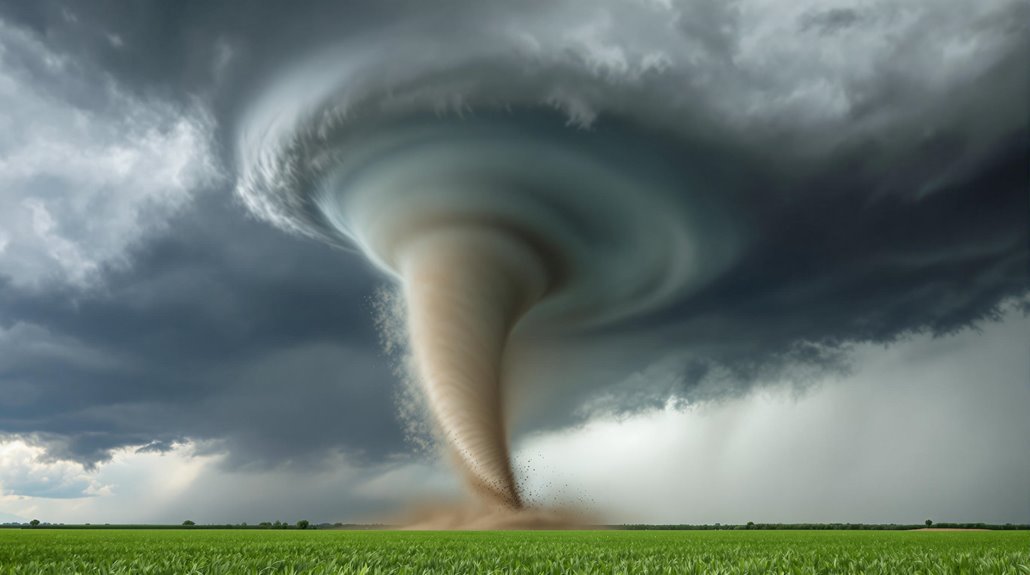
236 41 739 508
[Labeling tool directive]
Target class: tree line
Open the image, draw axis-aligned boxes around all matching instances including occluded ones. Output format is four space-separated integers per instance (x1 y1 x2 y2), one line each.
5 519 315 530
7 520 1027 530
620 522 1030 530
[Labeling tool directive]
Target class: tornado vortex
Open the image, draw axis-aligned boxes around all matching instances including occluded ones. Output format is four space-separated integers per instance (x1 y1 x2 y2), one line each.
236 45 738 508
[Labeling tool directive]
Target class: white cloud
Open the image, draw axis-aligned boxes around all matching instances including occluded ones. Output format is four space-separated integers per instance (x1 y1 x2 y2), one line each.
0 19 221 288
515 310 1030 524
0 440 221 523
0 438 457 524
0 440 110 500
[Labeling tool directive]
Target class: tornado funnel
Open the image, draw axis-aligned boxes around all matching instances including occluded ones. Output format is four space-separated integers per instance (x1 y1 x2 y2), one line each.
400 227 547 506
236 51 738 507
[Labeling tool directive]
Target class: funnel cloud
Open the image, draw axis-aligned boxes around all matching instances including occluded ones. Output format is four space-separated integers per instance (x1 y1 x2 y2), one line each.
239 109 736 506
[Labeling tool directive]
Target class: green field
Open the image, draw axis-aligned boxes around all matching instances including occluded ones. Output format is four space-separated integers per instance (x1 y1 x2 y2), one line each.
1 529 1027 574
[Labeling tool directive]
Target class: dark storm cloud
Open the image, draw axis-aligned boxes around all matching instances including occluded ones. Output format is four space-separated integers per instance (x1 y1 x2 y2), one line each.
799 8 864 34
0 0 419 470
519 127 1026 426
1 196 405 468
0 0 1026 470
0 0 400 128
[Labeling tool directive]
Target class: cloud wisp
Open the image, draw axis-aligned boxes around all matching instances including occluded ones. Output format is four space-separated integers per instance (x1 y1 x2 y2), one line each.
0 19 221 288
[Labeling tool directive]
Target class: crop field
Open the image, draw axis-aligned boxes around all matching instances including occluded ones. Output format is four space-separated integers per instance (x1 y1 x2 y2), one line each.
0 529 1027 574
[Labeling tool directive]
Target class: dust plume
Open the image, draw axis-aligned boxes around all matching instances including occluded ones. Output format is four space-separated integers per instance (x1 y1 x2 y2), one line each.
394 501 598 531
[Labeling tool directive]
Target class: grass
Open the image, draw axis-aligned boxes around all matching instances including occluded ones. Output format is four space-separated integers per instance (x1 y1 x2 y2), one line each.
0 529 1027 574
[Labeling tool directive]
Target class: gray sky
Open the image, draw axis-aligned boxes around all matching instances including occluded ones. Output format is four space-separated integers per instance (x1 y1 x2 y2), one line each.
0 0 1027 524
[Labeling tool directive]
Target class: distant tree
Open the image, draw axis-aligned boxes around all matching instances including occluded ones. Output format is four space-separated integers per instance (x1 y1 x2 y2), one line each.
182 520 195 526
297 520 310 530
746 521 755 529
29 519 40 528
925 519 933 527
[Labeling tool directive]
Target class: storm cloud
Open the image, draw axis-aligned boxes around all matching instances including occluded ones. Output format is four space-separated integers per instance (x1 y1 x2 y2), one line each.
0 0 1026 503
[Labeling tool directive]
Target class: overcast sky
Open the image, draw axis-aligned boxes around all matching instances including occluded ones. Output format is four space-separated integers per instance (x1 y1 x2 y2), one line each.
0 0 1027 525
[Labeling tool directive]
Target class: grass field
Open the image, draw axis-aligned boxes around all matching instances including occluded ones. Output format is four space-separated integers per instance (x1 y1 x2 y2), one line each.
1 529 1027 574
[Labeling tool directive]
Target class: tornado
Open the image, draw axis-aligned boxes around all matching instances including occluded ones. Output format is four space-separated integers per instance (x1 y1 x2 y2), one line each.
236 39 739 509
400 226 547 506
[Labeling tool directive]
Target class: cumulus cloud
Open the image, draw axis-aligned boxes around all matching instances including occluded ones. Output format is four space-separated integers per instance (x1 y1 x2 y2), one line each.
0 439 110 498
0 439 216 522
0 438 455 524
0 18 221 288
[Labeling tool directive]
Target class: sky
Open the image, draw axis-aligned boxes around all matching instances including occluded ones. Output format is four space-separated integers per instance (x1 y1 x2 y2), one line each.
0 0 1027 525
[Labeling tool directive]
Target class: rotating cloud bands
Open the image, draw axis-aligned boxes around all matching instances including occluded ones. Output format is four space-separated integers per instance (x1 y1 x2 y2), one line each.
237 49 739 508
